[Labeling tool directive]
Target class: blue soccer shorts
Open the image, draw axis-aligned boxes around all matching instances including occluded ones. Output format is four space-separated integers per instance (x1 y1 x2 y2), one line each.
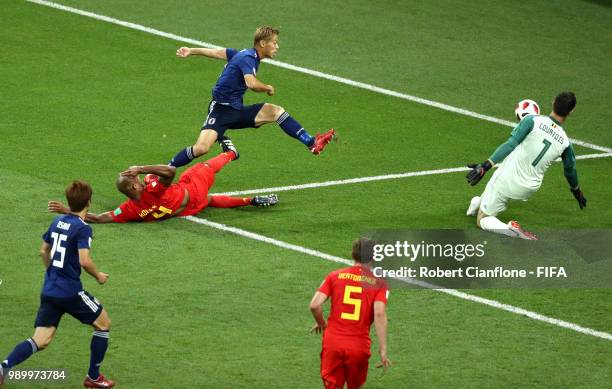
34 291 103 328
201 100 264 137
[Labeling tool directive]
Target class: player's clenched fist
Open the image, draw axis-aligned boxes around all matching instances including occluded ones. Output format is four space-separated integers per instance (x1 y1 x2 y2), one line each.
96 272 109 285
176 47 191 57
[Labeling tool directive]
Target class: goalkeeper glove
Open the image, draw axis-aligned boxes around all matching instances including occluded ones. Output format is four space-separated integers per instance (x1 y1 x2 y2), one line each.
570 187 587 210
466 160 493 186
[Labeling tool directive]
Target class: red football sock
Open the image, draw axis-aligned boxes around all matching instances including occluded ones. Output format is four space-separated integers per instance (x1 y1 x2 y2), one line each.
204 152 236 173
209 195 252 208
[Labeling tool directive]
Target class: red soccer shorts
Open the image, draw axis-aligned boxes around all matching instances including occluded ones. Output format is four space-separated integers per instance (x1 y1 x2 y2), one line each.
320 342 371 389
178 163 215 216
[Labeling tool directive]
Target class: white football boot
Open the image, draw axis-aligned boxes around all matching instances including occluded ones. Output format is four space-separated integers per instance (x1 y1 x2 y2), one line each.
466 196 481 216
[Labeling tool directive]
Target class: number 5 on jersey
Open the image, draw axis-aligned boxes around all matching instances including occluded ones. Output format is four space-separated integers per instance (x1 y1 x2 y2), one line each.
341 285 363 321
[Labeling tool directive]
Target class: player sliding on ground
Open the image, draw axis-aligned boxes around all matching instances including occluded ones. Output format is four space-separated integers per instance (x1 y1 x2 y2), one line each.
465 92 587 240
1 181 115 388
169 25 335 168
309 238 391 389
48 146 278 223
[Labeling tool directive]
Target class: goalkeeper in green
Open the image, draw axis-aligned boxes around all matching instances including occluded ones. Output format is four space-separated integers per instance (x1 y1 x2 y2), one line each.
465 92 586 239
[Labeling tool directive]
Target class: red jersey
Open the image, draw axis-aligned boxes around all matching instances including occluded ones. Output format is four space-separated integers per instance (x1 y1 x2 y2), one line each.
110 175 187 222
318 265 388 347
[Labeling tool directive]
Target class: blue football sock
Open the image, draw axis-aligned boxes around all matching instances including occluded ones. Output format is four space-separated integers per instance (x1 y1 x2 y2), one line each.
5 338 38 368
169 146 195 167
88 331 109 380
276 112 315 147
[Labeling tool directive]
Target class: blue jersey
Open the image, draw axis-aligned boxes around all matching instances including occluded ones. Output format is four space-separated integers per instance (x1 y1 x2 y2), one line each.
212 48 260 109
41 214 92 298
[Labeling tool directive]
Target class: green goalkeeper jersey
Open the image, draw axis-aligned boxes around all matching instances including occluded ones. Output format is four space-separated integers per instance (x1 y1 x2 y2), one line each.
488 115 577 199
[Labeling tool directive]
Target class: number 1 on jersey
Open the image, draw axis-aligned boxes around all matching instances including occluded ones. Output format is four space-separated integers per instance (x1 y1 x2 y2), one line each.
532 139 552 167
341 285 363 321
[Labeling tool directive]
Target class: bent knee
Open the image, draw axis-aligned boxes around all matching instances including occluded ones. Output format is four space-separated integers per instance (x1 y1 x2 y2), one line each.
102 317 112 330
95 318 111 331
476 210 490 228
261 103 284 121
272 105 285 120
93 309 112 331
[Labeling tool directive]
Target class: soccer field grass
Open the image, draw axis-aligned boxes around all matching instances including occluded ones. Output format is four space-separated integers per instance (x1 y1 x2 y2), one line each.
1 1 611 388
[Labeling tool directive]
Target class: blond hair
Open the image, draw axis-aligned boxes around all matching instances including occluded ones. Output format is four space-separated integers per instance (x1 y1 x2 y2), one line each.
253 26 280 46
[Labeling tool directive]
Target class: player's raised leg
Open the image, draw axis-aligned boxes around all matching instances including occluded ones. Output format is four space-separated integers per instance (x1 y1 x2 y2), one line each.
170 129 219 168
256 103 313 146
84 308 114 388
255 103 335 155
203 150 237 173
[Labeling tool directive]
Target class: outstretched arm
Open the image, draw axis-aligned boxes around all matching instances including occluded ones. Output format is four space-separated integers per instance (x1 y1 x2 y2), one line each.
121 165 176 187
83 212 115 223
467 116 535 185
176 47 227 60
48 201 115 223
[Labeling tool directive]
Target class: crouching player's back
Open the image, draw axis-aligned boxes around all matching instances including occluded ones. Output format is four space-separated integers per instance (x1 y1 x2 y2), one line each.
309 238 391 389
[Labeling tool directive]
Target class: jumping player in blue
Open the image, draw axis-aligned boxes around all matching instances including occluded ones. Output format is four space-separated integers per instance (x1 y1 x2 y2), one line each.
169 25 336 168
0 181 115 388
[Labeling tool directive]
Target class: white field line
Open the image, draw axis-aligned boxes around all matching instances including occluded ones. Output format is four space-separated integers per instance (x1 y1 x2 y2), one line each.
215 152 612 196
26 0 612 154
184 216 612 341
217 167 468 196
26 0 612 339
26 0 612 340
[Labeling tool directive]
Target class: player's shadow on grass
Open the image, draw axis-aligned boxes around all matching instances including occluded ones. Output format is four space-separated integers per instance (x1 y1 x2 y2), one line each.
582 0 612 8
